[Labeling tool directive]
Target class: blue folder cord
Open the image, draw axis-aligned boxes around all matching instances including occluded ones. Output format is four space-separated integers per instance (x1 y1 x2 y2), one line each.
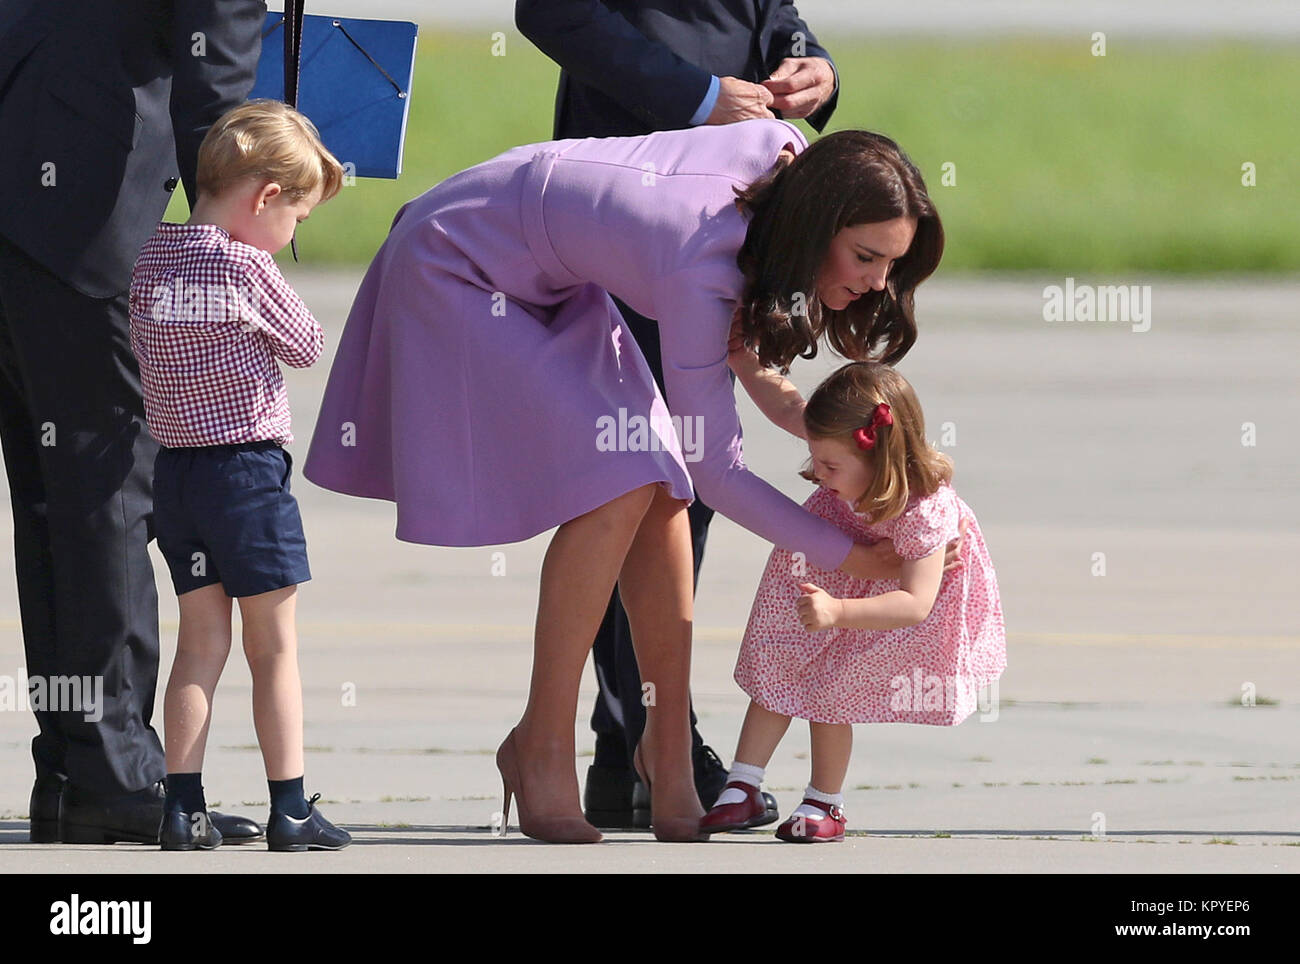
263 16 408 98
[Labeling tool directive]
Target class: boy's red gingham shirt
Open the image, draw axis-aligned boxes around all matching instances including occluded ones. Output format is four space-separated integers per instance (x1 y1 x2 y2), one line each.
129 223 323 447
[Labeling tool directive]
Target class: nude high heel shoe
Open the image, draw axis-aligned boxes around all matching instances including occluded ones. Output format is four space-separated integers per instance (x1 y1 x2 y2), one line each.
495 728 603 844
633 742 706 842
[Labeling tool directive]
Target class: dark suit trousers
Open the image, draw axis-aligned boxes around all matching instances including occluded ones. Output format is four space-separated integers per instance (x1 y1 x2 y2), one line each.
589 297 717 766
0 233 164 796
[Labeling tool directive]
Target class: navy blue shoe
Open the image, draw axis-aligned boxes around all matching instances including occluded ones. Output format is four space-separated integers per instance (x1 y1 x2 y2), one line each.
266 794 351 852
159 809 223 851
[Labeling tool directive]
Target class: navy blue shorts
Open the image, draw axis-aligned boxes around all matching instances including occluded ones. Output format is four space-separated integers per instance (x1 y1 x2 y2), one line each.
153 441 311 598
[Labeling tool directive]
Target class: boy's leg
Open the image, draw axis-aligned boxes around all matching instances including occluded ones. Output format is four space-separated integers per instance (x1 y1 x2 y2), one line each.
163 584 233 775
237 585 303 782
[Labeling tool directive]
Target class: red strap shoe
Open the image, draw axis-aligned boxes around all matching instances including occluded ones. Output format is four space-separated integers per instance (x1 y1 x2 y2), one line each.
774 799 846 843
699 781 768 835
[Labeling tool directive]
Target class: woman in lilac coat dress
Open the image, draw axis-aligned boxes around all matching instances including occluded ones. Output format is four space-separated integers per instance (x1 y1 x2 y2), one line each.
304 118 944 842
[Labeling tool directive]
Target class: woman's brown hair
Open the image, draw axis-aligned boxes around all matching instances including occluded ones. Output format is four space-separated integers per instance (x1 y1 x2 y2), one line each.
732 130 944 373
799 362 953 523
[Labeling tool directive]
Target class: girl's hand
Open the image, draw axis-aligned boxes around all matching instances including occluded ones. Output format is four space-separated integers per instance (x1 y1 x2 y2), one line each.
943 518 968 573
726 316 753 364
796 582 842 631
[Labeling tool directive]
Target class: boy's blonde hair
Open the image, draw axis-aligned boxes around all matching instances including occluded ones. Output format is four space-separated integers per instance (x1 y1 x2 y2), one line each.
799 361 953 523
196 99 344 203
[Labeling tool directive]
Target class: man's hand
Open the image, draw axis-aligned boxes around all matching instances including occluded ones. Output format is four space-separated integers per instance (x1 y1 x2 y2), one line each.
761 57 834 119
796 582 842 631
706 76 775 124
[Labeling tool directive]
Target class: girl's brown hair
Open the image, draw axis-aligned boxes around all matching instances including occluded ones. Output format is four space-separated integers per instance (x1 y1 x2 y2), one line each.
799 362 953 522
732 130 944 373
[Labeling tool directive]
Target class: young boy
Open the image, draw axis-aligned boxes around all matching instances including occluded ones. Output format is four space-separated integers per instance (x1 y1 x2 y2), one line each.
129 99 349 851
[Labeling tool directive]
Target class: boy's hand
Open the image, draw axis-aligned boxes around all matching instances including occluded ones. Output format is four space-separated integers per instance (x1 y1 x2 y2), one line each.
796 582 842 632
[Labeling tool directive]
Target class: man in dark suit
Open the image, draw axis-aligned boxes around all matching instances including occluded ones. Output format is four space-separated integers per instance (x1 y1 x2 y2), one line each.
0 0 266 843
516 0 839 828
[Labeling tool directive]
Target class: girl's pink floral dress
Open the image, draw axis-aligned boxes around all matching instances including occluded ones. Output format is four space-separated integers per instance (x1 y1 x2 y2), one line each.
734 484 1005 725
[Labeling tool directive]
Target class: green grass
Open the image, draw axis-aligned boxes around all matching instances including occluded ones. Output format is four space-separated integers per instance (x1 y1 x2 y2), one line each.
167 33 1300 273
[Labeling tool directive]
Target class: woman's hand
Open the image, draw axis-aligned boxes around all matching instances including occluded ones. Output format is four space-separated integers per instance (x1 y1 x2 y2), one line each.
839 540 901 581
796 582 842 631
838 520 967 581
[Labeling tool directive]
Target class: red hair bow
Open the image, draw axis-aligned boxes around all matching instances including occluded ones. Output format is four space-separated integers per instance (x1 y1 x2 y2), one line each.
853 403 893 451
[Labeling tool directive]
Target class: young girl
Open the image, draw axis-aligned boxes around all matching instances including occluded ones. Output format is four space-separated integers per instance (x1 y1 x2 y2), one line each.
129 101 350 851
700 355 1005 842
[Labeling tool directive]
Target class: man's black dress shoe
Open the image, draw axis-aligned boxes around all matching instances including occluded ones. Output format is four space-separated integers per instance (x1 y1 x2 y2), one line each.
62 782 169 844
159 809 223 851
58 780 263 844
266 794 351 852
29 774 66 843
209 811 264 843
694 745 730 809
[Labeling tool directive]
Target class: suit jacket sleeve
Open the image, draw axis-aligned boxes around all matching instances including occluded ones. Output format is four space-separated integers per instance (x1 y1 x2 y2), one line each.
767 0 838 133
515 0 715 130
169 1 266 208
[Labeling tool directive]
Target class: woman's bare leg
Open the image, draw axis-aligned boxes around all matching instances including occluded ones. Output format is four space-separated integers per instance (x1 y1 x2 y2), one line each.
513 483 657 820
615 485 700 821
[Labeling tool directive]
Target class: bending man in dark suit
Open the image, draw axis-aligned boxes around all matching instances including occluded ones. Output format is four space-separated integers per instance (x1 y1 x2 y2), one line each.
516 0 839 828
0 0 266 843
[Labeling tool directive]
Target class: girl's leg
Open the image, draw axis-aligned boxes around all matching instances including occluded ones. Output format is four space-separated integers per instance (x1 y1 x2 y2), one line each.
237 585 302 781
615 485 697 820
707 700 792 815
734 700 793 769
514 483 657 819
808 722 853 794
164 584 233 774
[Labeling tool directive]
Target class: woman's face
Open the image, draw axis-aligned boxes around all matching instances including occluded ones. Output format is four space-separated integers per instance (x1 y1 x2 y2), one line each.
815 217 917 311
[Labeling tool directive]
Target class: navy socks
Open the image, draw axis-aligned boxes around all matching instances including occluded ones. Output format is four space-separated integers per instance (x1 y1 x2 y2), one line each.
167 773 310 817
269 776 310 818
165 772 206 814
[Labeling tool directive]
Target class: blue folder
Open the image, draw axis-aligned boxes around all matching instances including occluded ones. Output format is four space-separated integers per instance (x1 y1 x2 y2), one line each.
250 10 418 179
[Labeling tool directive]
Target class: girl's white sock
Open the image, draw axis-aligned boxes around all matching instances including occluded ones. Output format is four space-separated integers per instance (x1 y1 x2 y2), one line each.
713 761 765 806
793 784 844 819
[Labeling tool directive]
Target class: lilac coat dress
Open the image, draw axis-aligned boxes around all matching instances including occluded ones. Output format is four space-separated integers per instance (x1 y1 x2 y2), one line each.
303 118 854 571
